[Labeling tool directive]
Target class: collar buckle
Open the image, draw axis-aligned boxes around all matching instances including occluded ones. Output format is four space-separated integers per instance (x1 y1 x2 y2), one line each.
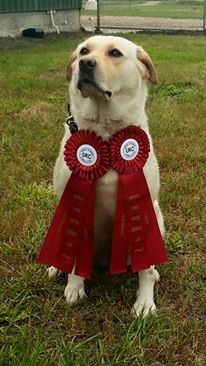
66 104 78 134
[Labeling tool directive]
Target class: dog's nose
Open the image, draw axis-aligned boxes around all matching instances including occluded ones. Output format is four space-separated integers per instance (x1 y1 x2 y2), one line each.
79 58 97 71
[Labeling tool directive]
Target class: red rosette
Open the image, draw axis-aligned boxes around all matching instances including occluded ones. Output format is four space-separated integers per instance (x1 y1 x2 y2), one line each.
64 130 110 180
38 130 110 279
109 125 150 174
109 125 167 275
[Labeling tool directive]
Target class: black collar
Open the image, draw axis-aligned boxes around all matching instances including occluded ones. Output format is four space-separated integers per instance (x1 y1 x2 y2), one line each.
66 103 78 135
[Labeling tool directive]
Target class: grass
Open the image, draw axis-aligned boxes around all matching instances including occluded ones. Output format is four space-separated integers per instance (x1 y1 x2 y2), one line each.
0 33 206 365
82 1 204 19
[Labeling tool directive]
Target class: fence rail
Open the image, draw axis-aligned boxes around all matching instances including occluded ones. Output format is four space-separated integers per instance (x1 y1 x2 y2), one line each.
81 0 206 33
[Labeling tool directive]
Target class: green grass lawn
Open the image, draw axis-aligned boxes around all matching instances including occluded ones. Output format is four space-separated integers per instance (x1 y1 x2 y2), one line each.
82 1 204 19
0 33 206 365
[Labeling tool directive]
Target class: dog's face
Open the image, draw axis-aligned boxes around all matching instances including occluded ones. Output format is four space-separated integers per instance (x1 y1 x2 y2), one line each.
66 35 157 101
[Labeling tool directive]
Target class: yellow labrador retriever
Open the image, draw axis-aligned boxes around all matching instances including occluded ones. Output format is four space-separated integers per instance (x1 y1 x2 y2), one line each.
48 35 165 317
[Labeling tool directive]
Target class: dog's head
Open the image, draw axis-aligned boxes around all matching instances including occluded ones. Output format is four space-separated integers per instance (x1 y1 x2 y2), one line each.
66 35 157 101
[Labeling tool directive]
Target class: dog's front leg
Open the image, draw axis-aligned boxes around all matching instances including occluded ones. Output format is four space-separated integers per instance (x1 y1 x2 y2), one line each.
131 266 160 317
64 271 86 304
47 266 86 304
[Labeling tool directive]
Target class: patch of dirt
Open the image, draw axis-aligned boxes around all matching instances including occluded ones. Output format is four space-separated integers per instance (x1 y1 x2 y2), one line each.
17 101 53 121
81 15 203 32
139 1 162 6
0 32 86 51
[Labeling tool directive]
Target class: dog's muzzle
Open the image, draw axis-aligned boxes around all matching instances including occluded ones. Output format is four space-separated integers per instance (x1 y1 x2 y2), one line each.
78 58 97 89
77 58 112 98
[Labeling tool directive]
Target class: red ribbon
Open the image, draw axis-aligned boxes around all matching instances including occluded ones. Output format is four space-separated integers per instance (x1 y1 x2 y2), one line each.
37 130 110 279
110 126 167 273
37 126 167 278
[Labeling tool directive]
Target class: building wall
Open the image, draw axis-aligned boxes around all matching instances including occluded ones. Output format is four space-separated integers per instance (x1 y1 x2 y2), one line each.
0 10 80 37
0 0 82 13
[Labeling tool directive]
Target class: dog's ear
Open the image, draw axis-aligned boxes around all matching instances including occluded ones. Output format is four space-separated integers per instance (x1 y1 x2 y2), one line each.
136 47 157 84
66 50 77 81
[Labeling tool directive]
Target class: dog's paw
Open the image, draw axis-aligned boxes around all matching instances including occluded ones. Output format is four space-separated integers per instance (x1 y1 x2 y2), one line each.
47 266 59 279
131 297 157 318
64 283 86 305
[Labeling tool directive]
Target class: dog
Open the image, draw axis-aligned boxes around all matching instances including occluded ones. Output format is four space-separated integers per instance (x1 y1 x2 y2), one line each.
47 35 165 317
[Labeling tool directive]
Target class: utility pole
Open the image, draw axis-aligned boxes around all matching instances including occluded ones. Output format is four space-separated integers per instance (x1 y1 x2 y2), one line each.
95 0 101 33
204 0 206 31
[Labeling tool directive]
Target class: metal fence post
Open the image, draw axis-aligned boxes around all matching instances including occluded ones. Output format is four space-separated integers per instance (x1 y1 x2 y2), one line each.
95 0 101 33
204 0 206 31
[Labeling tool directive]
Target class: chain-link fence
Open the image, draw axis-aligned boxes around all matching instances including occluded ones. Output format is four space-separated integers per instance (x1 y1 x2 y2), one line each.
81 0 206 33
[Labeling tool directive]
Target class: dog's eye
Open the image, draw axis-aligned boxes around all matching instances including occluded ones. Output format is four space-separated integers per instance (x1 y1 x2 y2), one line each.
80 47 90 56
108 49 123 57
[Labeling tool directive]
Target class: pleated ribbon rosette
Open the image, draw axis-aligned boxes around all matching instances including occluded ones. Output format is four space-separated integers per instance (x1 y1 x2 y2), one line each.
37 130 110 278
37 126 167 278
109 126 167 274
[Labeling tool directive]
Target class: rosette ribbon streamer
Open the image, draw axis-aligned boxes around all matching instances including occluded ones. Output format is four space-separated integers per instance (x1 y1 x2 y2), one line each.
109 126 167 274
37 131 110 279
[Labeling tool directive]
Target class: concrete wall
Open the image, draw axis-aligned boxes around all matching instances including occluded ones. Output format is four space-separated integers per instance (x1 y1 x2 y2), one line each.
0 10 80 37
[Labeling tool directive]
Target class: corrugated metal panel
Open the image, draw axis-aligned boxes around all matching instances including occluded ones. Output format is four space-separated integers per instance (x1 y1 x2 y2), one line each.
0 0 82 13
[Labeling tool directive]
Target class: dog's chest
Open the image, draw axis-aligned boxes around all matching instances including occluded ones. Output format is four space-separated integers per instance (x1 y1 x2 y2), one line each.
93 169 118 264
95 169 118 218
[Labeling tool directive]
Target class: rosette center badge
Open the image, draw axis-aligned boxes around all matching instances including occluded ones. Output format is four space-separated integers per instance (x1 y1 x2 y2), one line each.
120 138 139 161
77 144 97 166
